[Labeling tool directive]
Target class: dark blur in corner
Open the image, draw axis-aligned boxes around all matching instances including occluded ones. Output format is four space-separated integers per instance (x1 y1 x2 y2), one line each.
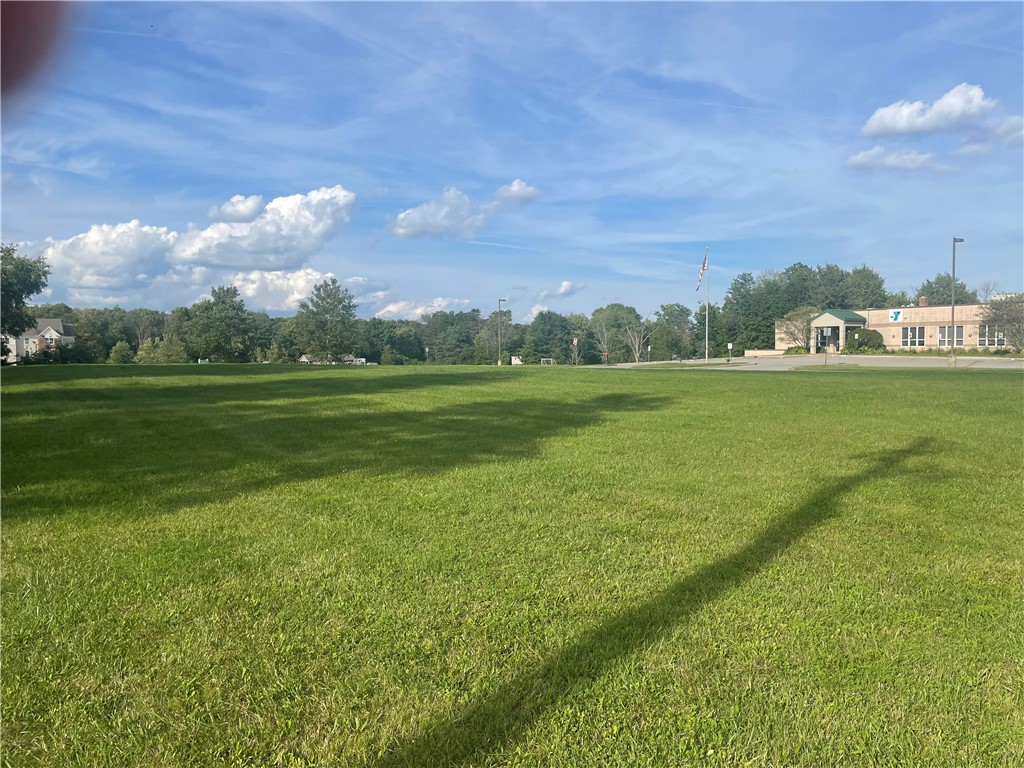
2 1 71 104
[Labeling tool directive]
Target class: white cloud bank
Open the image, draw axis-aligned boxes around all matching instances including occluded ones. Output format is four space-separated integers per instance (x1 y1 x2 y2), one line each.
39 220 179 293
862 83 997 136
375 297 470 320
31 186 358 307
175 186 356 269
847 146 940 171
232 267 336 311
392 179 540 240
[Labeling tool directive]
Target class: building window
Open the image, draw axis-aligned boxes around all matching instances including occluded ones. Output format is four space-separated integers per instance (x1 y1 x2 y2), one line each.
977 324 1005 347
901 326 925 348
938 325 964 348
45 337 55 348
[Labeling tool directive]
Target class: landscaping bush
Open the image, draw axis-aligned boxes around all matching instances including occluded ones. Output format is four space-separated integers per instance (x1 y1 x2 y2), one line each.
844 328 885 353
783 347 809 355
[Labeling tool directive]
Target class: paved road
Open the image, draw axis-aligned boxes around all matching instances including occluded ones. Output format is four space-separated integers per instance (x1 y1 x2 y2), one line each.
613 354 1024 372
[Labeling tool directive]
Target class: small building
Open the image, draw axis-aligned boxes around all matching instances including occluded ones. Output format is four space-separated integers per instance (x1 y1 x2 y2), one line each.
3 319 76 363
775 301 1009 353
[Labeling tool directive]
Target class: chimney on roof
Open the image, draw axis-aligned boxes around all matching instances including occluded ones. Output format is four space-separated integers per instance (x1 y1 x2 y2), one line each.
918 295 928 307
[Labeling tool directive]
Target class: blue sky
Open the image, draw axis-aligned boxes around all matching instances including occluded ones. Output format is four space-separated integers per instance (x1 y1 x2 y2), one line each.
3 1 1022 321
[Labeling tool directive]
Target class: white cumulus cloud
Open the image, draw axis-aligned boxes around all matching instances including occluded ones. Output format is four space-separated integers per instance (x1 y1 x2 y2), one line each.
862 83 997 136
231 267 337 311
495 178 540 205
209 194 264 222
37 220 178 298
522 304 549 322
847 146 940 171
393 188 497 240
24 185 360 308
374 297 470 320
539 280 585 300
173 185 357 269
393 179 540 240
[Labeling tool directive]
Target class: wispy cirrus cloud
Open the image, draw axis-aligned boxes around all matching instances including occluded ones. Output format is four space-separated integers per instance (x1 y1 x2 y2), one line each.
847 146 944 171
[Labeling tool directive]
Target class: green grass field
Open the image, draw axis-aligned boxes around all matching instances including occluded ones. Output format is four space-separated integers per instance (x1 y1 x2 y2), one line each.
2 364 1022 767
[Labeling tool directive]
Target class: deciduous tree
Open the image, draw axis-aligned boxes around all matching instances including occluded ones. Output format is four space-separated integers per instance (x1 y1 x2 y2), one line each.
776 305 820 350
1 244 49 347
981 293 1024 350
293 278 358 362
523 310 572 363
180 286 257 362
915 273 978 306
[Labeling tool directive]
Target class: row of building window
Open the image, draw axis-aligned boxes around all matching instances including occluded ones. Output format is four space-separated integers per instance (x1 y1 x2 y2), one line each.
901 325 1005 348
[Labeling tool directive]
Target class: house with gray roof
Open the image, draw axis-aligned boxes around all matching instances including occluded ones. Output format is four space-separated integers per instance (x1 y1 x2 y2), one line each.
3 319 76 363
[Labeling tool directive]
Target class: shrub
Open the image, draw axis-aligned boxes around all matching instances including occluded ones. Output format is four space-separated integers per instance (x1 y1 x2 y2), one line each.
841 344 886 355
783 347 809 355
107 341 135 364
844 328 886 352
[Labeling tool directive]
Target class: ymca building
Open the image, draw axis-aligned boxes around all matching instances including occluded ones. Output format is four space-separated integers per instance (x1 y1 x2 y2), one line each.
775 300 1008 353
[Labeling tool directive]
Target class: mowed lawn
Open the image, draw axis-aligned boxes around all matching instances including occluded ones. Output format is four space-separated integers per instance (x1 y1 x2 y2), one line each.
2 364 1022 767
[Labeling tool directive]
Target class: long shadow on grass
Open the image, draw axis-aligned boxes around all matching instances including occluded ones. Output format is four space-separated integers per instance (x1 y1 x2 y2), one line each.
366 437 934 767
0 365 510 405
2 391 671 522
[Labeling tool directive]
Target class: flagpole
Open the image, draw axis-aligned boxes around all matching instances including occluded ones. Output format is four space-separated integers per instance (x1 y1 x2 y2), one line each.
704 245 709 363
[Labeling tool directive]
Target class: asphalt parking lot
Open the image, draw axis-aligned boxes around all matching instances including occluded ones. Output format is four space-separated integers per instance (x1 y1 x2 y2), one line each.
619 354 1024 371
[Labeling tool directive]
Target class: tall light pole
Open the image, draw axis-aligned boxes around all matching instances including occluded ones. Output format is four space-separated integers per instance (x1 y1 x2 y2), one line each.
951 237 964 363
497 298 507 365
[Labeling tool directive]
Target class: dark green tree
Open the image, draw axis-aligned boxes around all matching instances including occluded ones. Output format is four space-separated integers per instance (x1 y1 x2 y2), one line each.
844 266 887 309
126 307 167 351
73 307 132 362
180 286 257 362
29 302 74 320
650 303 693 360
422 310 481 364
471 309 512 364
1 244 50 350
981 293 1024 350
269 316 303 363
522 310 573 363
690 303 726 358
915 273 978 306
293 278 358 362
566 313 598 365
885 290 912 308
813 264 848 309
590 303 641 363
107 340 135 364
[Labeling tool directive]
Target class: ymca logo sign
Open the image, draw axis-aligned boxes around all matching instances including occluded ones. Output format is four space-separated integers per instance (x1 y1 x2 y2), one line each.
889 310 903 322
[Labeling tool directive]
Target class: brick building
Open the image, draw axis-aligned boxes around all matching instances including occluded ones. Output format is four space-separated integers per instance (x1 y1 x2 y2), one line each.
775 301 1011 353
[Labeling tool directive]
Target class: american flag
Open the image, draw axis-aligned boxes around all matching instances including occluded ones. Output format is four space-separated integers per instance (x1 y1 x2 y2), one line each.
695 251 708 292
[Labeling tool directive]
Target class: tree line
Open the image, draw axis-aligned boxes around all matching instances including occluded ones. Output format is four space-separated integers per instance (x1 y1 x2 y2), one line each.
3 243 1020 364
